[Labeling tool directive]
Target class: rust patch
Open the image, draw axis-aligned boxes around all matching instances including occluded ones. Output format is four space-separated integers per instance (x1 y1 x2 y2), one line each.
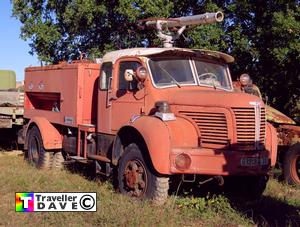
277 125 300 146
266 105 296 125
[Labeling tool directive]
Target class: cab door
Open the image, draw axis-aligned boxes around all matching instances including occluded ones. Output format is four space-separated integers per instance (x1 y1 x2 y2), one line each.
97 59 146 134
111 59 145 132
98 62 113 134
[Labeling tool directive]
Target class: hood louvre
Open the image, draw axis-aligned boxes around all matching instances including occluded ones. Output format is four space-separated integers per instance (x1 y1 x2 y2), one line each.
179 111 228 147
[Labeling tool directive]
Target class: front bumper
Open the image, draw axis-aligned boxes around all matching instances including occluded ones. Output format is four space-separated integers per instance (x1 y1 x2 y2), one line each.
170 148 270 175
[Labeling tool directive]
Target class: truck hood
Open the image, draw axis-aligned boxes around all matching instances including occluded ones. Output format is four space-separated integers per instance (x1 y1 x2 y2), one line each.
266 105 296 125
168 90 264 108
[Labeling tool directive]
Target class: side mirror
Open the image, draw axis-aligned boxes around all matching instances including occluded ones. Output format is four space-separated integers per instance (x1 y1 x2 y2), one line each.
124 69 134 82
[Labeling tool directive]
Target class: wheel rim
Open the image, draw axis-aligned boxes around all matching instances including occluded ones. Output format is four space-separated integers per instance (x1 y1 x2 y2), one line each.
29 136 39 165
291 154 300 182
296 155 300 180
123 159 147 197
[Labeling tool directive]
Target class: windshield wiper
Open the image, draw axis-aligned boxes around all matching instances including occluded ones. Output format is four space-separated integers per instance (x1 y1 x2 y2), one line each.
212 80 217 90
158 64 181 88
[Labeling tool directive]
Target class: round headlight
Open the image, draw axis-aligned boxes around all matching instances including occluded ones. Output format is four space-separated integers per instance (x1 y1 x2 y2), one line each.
155 101 170 113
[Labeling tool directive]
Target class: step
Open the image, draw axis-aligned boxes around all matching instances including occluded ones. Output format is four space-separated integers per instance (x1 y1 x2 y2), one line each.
69 156 87 160
68 156 91 164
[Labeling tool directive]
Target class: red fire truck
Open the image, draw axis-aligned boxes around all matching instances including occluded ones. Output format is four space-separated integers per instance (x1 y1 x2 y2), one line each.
20 12 278 203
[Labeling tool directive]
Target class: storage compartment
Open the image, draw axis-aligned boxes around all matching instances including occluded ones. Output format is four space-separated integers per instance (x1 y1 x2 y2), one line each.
24 62 101 127
26 92 60 111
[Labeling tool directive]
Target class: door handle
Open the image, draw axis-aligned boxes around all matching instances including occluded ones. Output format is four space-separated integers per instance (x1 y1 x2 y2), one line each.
109 96 117 101
106 89 117 107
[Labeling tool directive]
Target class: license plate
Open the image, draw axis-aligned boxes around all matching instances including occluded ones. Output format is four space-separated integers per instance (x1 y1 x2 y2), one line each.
240 157 268 167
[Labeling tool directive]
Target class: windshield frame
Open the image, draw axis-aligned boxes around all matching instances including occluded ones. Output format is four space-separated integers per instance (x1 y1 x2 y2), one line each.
147 57 233 91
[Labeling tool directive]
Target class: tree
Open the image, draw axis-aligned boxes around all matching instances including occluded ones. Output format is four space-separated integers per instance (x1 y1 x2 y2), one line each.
184 0 300 121
222 1 300 122
12 0 174 63
12 0 299 121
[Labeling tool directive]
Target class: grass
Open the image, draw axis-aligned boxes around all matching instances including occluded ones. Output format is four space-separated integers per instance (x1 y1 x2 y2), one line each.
266 179 300 207
0 152 299 227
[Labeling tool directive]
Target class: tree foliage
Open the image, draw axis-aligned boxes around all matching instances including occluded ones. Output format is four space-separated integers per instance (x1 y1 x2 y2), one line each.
12 0 300 121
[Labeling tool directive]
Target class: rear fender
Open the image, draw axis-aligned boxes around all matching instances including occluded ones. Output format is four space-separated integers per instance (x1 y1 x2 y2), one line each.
25 117 62 150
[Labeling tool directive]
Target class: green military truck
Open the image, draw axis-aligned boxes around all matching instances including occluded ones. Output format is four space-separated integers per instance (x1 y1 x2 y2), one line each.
0 70 24 129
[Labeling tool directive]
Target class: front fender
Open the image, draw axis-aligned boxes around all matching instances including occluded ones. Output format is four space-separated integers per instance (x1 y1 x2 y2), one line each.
127 115 199 174
25 117 62 150
265 122 278 166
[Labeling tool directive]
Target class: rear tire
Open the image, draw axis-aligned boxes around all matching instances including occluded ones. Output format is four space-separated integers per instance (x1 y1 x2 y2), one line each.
27 126 53 170
52 151 65 170
117 143 169 204
284 143 300 186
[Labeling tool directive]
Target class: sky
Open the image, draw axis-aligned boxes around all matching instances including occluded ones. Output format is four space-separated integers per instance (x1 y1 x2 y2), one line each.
0 0 39 81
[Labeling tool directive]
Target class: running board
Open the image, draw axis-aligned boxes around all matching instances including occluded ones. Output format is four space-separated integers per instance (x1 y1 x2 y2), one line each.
68 155 110 164
68 156 90 164
69 156 86 160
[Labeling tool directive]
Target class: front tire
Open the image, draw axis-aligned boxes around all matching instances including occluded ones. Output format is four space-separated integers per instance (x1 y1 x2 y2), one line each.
117 143 169 204
284 143 300 186
27 126 53 170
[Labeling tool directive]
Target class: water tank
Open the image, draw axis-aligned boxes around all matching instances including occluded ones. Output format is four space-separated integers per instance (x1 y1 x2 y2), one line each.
0 70 16 90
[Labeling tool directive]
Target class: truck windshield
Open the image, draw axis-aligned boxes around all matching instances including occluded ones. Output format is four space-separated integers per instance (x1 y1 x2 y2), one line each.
149 58 195 87
149 58 231 90
194 60 231 90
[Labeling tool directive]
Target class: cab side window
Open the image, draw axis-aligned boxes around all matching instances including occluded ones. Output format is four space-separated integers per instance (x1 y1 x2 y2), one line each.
118 61 141 90
99 62 113 90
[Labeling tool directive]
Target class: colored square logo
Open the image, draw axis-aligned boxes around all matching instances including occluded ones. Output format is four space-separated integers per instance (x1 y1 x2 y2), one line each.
16 192 34 212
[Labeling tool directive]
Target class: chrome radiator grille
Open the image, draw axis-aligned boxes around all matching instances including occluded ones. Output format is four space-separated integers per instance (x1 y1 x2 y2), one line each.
232 107 266 149
179 111 228 145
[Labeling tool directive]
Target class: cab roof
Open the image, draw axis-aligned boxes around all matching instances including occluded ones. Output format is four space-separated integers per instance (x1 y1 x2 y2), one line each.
102 47 235 64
